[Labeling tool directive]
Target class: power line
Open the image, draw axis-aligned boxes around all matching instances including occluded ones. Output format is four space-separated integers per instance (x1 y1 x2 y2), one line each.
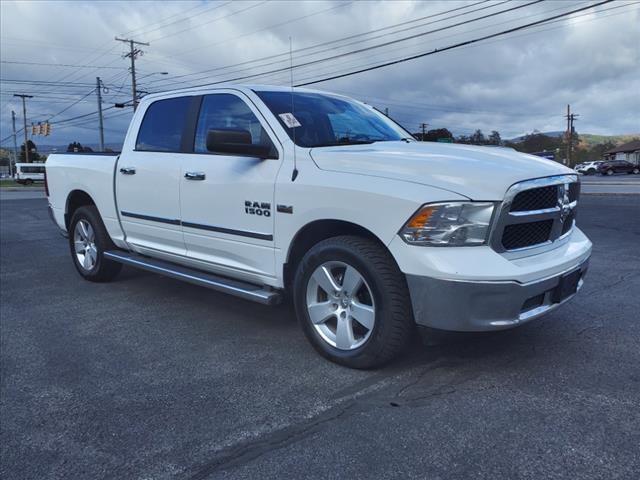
122 1 233 38
276 0 596 89
0 79 97 87
171 1 353 57
296 0 614 86
1 60 126 70
144 0 500 88
148 1 269 43
45 90 96 122
144 0 616 94
162 0 546 90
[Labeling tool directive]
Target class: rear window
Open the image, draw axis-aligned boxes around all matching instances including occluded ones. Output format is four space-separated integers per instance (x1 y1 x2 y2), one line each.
136 97 191 152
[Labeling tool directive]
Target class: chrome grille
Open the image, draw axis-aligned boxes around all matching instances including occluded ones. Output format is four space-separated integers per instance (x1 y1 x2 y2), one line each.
510 185 557 212
490 175 580 256
502 219 554 250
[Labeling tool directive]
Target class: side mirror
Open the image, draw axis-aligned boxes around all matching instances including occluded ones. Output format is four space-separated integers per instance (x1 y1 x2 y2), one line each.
206 129 277 159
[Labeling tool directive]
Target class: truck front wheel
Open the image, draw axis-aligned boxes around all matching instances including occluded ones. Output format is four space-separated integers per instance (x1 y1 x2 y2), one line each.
68 206 122 282
293 236 414 369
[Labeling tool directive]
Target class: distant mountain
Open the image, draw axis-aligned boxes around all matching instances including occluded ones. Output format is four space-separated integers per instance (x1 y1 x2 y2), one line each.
578 133 640 148
507 131 564 142
507 131 639 146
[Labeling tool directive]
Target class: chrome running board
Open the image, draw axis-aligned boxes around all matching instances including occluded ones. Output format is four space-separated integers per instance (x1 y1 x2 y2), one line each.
104 250 282 305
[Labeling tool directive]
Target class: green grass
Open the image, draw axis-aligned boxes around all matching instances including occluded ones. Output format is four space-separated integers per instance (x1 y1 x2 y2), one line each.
0 179 18 187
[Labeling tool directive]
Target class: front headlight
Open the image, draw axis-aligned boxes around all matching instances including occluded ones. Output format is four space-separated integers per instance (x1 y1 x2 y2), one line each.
399 202 495 246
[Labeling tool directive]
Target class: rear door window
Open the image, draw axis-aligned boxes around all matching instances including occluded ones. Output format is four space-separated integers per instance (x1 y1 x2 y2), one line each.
136 96 191 152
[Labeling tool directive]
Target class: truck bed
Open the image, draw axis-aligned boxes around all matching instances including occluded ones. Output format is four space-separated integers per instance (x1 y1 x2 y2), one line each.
46 153 122 240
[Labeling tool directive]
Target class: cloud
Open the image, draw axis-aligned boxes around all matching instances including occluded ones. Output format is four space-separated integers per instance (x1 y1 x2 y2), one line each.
1 0 638 150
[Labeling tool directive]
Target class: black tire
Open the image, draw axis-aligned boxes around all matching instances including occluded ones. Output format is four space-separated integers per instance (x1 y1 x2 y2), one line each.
68 206 122 282
293 235 414 369
24 179 33 186
633 168 640 174
587 169 596 175
606 169 614 176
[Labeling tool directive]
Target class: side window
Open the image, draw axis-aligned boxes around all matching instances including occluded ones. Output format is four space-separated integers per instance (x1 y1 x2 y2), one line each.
194 94 273 153
136 96 191 152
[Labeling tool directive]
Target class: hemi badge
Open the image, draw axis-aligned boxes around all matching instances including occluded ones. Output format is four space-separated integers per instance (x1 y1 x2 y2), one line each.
277 205 293 214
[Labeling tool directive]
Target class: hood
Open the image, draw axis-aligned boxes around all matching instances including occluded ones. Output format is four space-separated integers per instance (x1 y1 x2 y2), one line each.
310 141 574 200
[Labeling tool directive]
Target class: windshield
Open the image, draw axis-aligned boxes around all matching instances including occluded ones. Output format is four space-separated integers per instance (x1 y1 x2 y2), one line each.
255 90 411 148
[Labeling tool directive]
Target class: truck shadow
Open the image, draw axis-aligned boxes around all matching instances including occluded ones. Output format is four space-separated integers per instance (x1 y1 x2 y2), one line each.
114 266 573 371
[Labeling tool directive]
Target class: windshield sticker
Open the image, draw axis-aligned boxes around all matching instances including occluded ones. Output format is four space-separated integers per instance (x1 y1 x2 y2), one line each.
278 113 302 128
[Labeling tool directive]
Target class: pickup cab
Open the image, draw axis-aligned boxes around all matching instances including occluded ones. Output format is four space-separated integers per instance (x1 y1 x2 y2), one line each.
46 85 592 368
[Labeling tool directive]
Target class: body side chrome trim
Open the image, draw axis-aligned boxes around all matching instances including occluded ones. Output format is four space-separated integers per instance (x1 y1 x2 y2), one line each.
120 211 273 241
181 221 273 241
121 210 180 225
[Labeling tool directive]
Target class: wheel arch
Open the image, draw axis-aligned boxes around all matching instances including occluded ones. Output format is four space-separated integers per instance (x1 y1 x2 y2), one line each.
283 219 397 290
65 190 96 230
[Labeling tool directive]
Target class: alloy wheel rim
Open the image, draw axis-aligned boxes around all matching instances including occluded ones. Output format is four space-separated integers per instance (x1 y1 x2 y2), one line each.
306 261 375 350
73 219 97 271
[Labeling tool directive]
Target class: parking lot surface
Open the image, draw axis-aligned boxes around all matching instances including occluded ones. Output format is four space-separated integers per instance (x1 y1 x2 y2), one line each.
1 195 639 479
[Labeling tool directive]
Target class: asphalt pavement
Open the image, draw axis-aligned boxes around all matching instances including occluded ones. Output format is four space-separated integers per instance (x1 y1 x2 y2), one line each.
580 174 640 194
1 194 639 480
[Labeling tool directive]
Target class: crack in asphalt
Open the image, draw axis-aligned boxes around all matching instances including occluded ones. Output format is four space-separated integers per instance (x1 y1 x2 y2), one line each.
186 400 360 480
185 360 487 479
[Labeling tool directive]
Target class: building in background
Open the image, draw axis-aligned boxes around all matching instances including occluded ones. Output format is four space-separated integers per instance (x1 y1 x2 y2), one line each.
604 140 640 165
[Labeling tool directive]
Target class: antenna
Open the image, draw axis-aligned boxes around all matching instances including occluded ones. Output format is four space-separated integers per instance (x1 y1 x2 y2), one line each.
289 37 298 182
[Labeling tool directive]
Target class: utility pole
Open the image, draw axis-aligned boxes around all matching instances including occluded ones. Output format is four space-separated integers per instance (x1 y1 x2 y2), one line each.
13 94 33 163
564 104 579 166
115 37 149 111
11 111 18 175
96 77 105 151
420 122 429 141
384 107 389 116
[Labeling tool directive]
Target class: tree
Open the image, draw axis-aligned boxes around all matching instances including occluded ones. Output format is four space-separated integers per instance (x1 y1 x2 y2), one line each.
19 140 41 162
67 142 94 153
470 129 486 145
508 133 561 154
67 142 83 152
415 128 454 142
488 131 502 145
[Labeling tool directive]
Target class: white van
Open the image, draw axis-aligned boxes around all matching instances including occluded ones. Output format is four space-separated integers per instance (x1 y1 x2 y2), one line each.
15 163 46 185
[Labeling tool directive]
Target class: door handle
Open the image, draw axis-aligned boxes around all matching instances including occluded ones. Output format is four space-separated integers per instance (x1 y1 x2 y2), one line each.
184 172 206 181
120 167 136 175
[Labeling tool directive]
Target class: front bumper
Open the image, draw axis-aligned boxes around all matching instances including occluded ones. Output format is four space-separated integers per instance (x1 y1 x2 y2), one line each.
406 256 589 332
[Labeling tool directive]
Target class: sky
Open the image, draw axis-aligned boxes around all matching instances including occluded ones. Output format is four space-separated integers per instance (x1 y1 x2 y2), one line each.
1 0 639 151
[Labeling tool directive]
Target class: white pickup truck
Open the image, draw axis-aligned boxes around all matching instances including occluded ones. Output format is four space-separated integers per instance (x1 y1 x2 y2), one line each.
46 85 592 368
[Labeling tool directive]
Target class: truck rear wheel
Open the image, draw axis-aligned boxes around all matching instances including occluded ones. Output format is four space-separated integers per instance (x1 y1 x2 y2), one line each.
293 235 414 369
68 206 122 282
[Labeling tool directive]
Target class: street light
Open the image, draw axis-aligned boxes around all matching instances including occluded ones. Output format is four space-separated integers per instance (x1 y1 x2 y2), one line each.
137 71 169 80
114 72 168 108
